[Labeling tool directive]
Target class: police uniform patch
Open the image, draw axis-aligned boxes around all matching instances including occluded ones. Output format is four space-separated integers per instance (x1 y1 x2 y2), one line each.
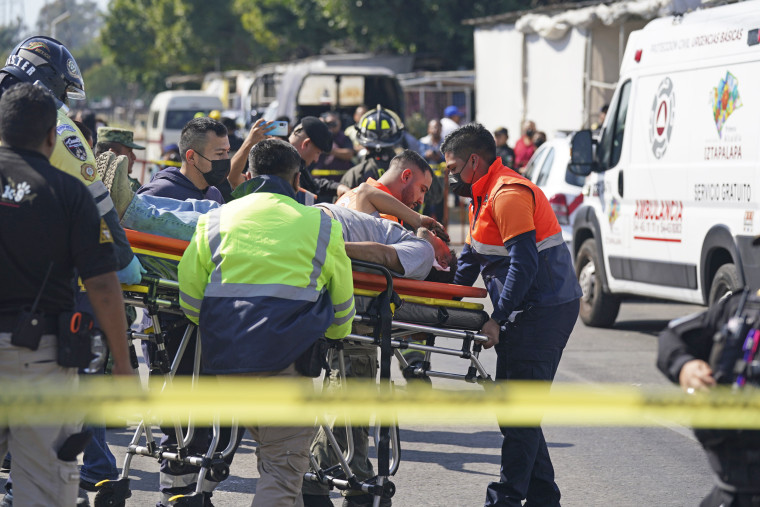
66 58 79 77
24 41 50 59
63 135 87 161
56 124 76 136
99 218 113 244
80 163 95 182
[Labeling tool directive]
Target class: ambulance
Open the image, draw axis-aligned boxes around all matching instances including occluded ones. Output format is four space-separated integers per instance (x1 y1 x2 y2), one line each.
569 1 760 327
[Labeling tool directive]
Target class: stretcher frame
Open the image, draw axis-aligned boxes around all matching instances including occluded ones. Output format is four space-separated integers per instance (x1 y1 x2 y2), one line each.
99 230 493 507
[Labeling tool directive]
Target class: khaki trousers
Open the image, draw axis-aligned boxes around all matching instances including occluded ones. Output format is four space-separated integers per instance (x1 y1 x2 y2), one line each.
0 333 82 507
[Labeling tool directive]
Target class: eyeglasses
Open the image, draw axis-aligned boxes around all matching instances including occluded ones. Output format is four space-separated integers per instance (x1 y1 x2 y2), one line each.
324 121 338 128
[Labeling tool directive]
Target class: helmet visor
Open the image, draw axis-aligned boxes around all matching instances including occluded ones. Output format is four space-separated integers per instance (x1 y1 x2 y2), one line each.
66 84 85 100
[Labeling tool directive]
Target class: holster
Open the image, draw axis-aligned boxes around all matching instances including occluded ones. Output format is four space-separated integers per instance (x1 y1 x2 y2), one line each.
57 312 95 368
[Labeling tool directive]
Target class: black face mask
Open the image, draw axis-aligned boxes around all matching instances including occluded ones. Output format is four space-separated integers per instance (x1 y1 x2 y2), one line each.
449 172 472 198
194 152 230 187
525 129 535 137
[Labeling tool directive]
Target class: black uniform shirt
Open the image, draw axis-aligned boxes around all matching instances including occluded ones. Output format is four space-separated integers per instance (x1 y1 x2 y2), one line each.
0 146 117 314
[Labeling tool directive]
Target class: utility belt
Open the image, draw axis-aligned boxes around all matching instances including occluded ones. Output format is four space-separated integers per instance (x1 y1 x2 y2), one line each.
0 310 106 371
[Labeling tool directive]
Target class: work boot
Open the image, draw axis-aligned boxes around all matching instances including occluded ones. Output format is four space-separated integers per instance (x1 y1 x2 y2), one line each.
303 493 335 507
97 152 134 219
342 493 392 507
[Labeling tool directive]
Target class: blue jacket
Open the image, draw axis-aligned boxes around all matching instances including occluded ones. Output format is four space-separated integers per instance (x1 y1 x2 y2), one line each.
137 166 224 204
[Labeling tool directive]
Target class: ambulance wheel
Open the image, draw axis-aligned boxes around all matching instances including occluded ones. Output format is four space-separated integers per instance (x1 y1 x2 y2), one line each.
708 264 740 306
576 238 620 328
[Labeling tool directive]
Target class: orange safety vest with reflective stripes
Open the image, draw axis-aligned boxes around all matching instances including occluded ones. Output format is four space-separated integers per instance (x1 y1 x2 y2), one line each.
466 160 563 256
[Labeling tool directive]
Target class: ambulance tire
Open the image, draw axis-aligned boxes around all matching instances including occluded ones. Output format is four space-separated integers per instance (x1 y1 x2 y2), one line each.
708 263 740 306
576 238 620 328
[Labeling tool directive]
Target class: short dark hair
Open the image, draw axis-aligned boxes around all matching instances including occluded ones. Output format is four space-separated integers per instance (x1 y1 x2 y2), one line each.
0 83 56 150
248 138 301 179
493 127 508 137
440 123 496 164
179 117 227 162
73 120 93 146
389 149 432 176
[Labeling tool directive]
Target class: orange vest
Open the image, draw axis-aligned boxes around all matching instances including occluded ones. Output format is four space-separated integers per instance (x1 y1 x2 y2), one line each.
467 159 562 256
336 177 402 224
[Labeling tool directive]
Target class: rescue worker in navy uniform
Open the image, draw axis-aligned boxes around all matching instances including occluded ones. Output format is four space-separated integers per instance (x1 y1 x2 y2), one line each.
441 123 582 507
0 36 143 285
658 288 760 506
0 83 134 506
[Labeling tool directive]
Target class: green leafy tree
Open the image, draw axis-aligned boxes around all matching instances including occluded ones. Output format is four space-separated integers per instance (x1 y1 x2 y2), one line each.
102 0 257 93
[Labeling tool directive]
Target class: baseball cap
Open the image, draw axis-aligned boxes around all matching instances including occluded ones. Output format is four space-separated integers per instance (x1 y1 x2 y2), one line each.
97 127 145 149
444 105 462 118
300 116 333 153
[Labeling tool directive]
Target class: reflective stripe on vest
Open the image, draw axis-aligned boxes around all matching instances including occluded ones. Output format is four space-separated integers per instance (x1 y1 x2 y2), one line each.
467 159 561 257
204 202 334 302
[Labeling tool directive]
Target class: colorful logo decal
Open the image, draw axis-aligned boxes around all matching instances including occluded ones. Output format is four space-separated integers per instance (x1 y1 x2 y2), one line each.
649 77 675 159
63 135 87 161
99 218 113 244
608 197 620 226
712 71 742 137
24 41 50 58
56 124 76 136
80 163 95 182
66 58 79 77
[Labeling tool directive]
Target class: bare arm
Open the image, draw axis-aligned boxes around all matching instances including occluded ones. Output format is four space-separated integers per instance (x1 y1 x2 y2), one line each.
355 183 448 239
344 241 404 274
228 119 276 189
82 272 133 376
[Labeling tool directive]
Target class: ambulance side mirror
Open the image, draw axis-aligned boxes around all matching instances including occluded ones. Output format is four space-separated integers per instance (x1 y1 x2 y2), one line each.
569 130 597 176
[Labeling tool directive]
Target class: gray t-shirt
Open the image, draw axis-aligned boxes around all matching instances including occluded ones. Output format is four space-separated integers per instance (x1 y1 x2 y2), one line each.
317 203 434 280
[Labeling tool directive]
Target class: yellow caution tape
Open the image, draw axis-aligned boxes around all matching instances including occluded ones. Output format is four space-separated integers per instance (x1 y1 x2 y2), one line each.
0 378 758 429
311 169 347 177
149 159 182 168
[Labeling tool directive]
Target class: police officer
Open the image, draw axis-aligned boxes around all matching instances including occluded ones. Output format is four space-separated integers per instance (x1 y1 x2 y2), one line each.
178 138 354 507
658 288 760 506
0 36 144 285
0 83 133 506
442 123 581 507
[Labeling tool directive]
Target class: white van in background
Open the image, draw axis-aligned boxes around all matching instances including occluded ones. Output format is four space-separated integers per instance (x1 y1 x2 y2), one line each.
569 1 760 327
141 91 223 183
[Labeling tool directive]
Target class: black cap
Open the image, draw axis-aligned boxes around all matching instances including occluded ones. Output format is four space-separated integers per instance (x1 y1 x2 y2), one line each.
300 116 333 153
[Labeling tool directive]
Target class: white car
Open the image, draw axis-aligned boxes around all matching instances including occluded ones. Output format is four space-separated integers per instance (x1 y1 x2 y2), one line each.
521 136 585 244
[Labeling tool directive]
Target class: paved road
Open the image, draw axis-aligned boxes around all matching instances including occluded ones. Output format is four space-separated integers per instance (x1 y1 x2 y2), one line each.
0 291 715 506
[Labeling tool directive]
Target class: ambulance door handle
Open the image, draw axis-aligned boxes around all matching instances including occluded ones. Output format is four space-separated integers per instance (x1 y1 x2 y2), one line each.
618 170 624 197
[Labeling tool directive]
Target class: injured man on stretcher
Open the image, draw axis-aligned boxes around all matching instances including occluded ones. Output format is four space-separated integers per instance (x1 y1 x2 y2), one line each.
101 151 455 280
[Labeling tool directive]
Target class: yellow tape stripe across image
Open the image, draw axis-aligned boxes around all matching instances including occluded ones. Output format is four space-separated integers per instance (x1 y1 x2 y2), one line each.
0 378 758 429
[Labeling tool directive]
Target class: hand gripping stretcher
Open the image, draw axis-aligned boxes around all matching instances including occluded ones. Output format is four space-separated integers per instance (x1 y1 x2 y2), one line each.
92 229 493 507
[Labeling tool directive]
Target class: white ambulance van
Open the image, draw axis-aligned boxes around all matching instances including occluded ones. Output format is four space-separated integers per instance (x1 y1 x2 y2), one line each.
569 1 760 327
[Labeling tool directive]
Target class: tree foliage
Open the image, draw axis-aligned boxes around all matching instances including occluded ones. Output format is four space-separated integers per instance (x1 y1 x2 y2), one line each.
36 0 103 50
101 0 530 93
0 19 24 60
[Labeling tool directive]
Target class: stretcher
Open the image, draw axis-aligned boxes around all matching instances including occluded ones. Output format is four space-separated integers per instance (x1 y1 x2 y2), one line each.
96 229 492 507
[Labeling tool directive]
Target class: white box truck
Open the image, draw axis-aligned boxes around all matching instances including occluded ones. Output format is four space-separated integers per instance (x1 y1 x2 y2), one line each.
569 1 760 327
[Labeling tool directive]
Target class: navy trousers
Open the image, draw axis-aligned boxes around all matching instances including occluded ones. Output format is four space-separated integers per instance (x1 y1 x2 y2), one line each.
485 299 579 507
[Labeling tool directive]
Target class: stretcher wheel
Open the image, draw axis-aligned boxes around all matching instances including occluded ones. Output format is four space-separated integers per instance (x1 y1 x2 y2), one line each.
93 491 125 507
209 462 230 482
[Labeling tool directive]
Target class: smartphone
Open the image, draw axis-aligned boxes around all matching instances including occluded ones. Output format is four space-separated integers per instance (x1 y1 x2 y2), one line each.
267 121 289 137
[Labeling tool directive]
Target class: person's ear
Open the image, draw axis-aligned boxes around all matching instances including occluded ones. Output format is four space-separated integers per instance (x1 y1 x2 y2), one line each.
292 170 301 192
401 168 412 182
